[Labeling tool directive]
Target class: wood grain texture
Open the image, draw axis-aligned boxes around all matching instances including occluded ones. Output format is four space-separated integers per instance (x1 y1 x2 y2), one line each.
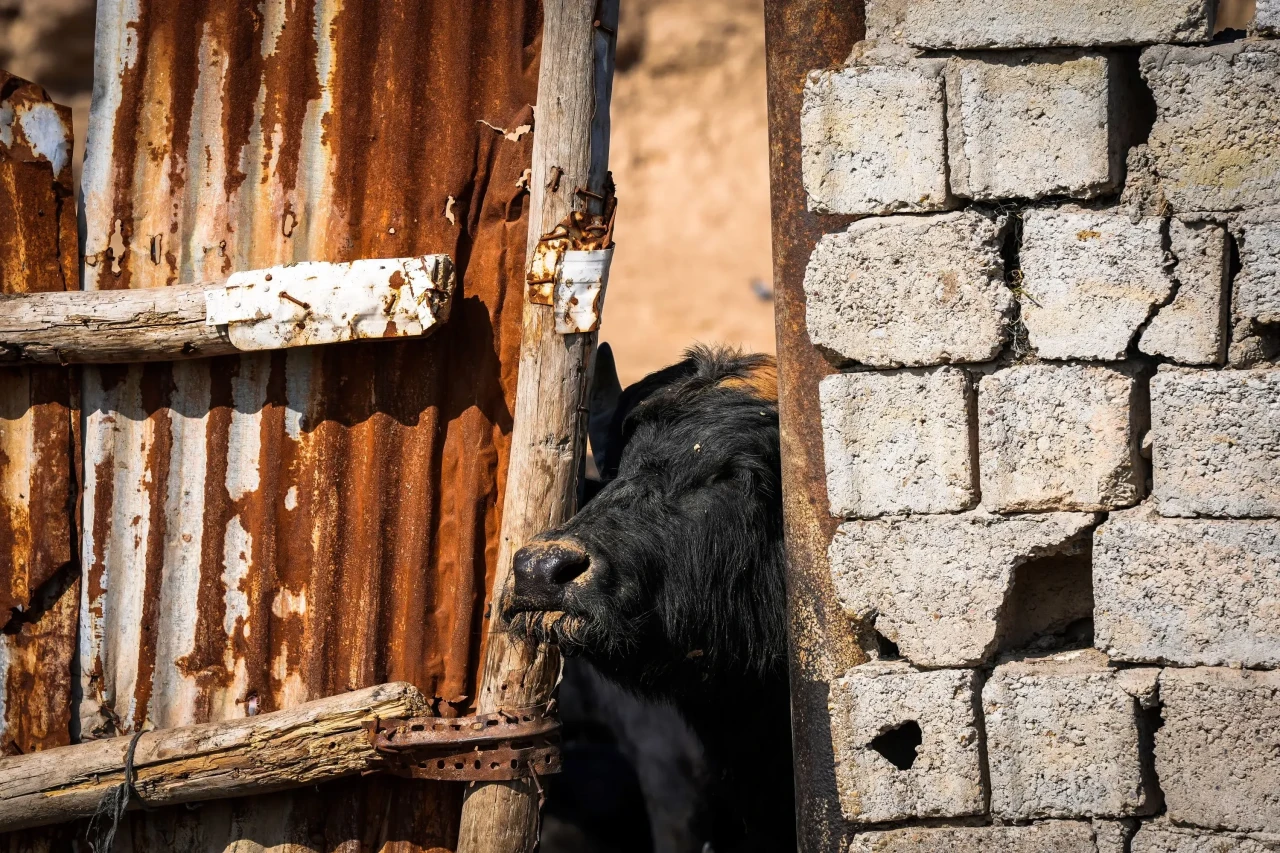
0 682 427 834
0 286 234 364
454 2 618 851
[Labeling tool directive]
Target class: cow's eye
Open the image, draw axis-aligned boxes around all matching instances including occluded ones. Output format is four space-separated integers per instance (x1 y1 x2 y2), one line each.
703 467 740 488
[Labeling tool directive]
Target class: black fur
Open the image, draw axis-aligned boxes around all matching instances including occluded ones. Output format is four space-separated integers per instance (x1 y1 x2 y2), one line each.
505 346 793 852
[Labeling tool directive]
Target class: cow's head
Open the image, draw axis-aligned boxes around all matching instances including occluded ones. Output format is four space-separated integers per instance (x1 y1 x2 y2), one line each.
503 345 787 701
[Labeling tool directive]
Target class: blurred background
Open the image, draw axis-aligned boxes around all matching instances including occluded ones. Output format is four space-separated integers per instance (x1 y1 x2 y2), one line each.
0 0 778 387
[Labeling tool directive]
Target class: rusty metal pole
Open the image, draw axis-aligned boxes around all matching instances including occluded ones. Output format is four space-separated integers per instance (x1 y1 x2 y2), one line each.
762 1 870 851
455 2 618 852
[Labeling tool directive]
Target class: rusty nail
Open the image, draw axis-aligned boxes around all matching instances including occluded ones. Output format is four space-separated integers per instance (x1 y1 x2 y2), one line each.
548 166 563 192
574 186 605 201
280 291 311 310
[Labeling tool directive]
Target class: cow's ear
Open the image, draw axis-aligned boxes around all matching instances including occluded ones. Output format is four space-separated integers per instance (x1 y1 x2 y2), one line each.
588 342 622 475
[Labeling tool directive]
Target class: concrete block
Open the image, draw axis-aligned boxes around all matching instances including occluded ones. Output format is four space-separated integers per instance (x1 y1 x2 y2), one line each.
1140 220 1229 365
1094 821 1138 853
804 211 1013 368
1230 219 1280 366
1235 220 1280 327
802 59 952 215
865 0 908 42
1141 42 1280 212
946 53 1123 201
830 511 1098 667
1259 0 1280 35
1150 368 1280 518
1020 207 1174 361
830 662 985 824
978 364 1144 513
1134 825 1280 853
902 0 1212 48
849 822 1102 852
1094 507 1280 668
1157 668 1280 834
983 649 1159 820
819 368 977 518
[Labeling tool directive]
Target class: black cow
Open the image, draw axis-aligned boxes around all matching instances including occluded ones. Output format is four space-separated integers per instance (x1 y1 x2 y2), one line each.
504 345 793 853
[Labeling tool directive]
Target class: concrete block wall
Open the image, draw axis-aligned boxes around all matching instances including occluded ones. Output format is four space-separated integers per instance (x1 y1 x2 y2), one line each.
804 0 1280 846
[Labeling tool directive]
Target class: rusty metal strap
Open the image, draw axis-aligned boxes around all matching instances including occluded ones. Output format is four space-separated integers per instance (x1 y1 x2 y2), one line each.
369 706 562 782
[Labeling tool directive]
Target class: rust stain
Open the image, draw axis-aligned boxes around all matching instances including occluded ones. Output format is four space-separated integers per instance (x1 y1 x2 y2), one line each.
0 72 78 762
763 0 869 851
60 0 543 848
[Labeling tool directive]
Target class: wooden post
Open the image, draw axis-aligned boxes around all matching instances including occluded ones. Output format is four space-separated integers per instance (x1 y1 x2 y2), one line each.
0 682 427 834
454 2 618 852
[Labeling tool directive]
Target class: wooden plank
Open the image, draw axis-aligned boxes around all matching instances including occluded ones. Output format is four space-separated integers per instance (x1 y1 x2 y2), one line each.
454 1 619 852
0 682 427 834
0 256 453 364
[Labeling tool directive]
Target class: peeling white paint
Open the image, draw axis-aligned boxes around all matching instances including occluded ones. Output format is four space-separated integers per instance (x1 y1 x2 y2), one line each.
80 366 154 734
284 485 298 510
226 355 268 502
272 641 308 709
221 515 252 639
555 248 614 334
81 0 144 261
271 586 307 618
147 362 212 730
260 0 287 58
16 101 72 176
177 26 231 286
205 255 454 351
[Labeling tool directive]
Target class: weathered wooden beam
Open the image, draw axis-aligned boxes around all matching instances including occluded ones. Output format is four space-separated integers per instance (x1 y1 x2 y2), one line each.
0 682 427 834
454 1 619 852
0 255 453 364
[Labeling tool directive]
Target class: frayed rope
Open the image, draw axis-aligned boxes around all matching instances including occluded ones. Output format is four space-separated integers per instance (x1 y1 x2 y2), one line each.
85 728 146 853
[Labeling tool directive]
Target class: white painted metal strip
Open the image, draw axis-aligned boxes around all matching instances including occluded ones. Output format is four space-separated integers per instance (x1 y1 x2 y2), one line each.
554 248 613 334
205 255 454 351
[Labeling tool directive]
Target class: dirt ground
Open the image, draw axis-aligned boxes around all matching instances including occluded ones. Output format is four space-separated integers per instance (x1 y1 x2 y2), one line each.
606 0 776 384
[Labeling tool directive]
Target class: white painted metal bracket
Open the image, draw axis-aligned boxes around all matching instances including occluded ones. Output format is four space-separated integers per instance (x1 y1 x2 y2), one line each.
554 248 613 334
205 255 454 351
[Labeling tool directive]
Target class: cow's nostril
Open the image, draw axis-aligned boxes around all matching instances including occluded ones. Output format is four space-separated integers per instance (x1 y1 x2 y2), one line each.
550 554 589 584
513 542 591 591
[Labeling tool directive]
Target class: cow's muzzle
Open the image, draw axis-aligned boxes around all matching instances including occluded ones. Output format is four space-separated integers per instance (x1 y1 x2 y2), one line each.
504 539 592 617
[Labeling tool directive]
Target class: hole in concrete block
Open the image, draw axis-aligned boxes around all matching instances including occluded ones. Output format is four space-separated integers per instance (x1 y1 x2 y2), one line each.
1226 229 1280 366
1138 701 1167 813
997 547 1095 655
874 630 901 661
1111 51 1157 150
1000 211 1033 362
869 721 922 771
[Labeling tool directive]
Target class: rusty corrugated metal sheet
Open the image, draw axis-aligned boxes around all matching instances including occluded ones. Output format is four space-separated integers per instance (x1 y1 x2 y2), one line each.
763 1 869 851
0 70 80 761
65 0 539 848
